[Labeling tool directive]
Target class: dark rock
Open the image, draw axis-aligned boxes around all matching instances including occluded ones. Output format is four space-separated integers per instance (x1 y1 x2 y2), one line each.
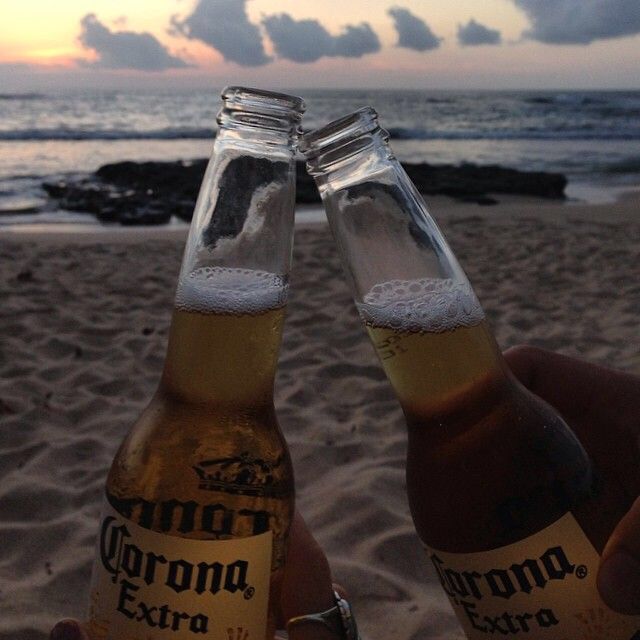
457 195 500 206
477 197 499 206
95 205 121 223
0 204 41 215
42 181 67 198
43 159 207 225
96 160 207 197
402 163 566 200
295 163 322 204
120 206 171 226
42 157 567 226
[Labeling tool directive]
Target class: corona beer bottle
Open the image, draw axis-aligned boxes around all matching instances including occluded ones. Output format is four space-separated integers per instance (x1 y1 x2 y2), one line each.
88 87 305 640
300 107 640 638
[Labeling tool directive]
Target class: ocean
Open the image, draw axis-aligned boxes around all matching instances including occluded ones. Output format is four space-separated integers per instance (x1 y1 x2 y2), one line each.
1 88 640 226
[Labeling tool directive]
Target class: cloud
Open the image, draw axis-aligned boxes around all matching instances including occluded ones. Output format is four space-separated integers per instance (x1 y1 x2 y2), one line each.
78 14 190 71
262 14 380 63
262 15 331 63
333 24 381 58
388 7 442 51
457 19 502 46
513 0 640 44
170 0 270 66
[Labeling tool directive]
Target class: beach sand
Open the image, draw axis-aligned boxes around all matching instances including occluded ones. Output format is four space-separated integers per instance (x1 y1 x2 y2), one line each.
1 194 639 640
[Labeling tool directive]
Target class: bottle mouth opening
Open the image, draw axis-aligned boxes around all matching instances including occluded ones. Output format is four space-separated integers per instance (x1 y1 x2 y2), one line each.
299 107 380 158
221 86 306 123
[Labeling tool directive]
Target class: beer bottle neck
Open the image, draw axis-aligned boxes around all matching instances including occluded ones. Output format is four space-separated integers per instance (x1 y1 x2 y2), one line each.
157 87 302 409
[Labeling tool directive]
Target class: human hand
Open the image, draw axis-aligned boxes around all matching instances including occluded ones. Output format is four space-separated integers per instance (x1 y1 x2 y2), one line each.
50 510 341 640
505 345 640 615
276 510 342 640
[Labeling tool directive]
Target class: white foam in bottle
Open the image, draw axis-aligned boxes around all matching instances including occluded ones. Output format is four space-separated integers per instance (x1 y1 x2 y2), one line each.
357 277 485 332
174 266 288 315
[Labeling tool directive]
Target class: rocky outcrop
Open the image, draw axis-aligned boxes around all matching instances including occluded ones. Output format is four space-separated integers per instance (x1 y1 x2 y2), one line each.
42 159 567 225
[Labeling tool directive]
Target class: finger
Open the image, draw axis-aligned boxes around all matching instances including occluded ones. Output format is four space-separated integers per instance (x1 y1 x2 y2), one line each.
285 584 352 640
50 619 89 640
504 345 640 496
505 346 603 421
597 496 640 614
281 511 337 640
332 582 348 599
282 511 335 619
503 345 640 431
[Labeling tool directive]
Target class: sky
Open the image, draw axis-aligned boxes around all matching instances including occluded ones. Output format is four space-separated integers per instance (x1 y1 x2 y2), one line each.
1 0 639 91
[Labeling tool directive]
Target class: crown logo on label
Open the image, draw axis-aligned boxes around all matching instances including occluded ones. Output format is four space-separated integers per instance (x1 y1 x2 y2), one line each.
227 627 249 640
194 452 288 497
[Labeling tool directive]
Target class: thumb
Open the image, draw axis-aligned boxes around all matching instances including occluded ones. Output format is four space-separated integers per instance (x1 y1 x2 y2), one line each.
597 496 640 614
279 511 338 640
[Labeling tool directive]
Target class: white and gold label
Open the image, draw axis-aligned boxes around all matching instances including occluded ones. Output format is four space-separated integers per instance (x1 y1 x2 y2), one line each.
426 513 640 639
88 501 272 640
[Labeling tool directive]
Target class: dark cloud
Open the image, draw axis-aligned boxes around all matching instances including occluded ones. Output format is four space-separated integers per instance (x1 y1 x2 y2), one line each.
457 19 501 46
332 24 381 58
388 7 442 51
170 0 270 66
262 15 331 63
78 14 190 71
262 14 380 63
513 0 640 44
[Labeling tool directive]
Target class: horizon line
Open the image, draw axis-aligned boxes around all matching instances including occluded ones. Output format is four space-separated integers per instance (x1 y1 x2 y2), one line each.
3 86 640 94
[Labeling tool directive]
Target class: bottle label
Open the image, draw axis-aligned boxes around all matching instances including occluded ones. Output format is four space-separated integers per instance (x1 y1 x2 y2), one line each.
88 500 272 640
425 512 640 638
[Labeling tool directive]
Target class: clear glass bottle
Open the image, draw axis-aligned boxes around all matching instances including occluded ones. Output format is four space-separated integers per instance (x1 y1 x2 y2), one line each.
300 107 638 638
88 87 305 640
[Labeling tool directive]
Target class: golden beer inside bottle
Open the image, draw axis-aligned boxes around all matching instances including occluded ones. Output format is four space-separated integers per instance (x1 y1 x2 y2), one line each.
365 320 500 421
164 305 285 406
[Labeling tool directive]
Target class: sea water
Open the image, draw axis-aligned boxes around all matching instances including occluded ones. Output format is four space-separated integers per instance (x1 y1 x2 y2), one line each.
1 88 640 224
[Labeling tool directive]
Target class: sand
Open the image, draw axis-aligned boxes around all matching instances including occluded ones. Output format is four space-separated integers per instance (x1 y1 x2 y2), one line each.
1 194 639 640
